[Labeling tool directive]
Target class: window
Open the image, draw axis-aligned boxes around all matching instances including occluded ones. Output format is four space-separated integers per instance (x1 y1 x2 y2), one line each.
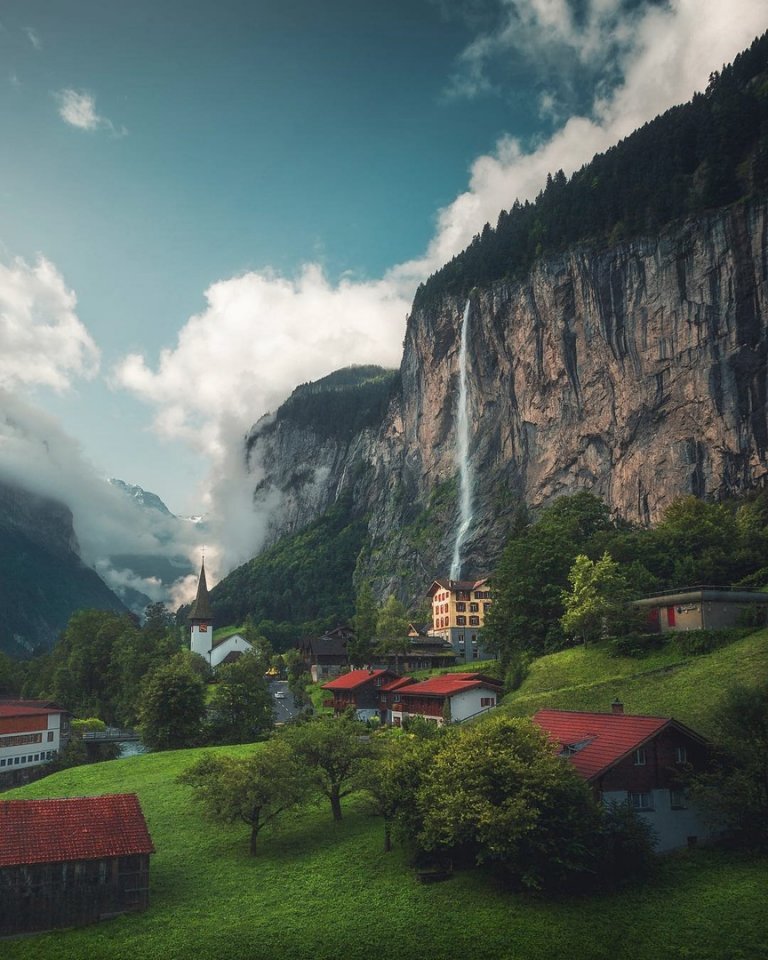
456 602 466 612
675 746 687 764
469 602 479 612
0 759 5 767
469 616 480 626
484 602 492 612
0 733 43 748
456 616 466 626
629 792 653 811
47 731 54 742
633 748 646 766
670 789 688 810
480 697 495 707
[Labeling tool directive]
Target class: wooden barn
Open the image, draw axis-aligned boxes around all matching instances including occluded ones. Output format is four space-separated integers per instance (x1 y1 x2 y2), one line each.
0 793 155 936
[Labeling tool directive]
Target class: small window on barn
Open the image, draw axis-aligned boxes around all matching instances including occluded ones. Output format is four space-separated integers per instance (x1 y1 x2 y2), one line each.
629 791 653 811
47 731 54 742
670 789 688 810
633 748 646 766
675 746 687 764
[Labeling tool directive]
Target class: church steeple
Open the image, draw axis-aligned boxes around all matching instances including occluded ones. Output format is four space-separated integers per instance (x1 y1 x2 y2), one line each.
189 558 213 660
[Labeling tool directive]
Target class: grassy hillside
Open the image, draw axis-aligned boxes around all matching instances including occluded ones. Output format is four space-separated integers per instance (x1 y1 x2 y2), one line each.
503 629 768 734
3 630 767 959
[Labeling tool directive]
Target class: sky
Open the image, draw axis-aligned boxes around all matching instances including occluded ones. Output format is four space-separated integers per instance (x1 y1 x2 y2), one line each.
1 0 767 594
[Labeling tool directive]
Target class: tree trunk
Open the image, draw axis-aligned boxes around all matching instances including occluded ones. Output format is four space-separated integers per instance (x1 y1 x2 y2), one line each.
330 789 343 821
383 818 392 853
249 808 262 855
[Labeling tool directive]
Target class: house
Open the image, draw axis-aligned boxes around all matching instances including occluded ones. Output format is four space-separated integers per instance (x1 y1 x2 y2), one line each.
0 700 70 788
633 587 768 633
533 703 712 852
389 672 502 727
296 626 353 681
427 578 493 661
188 559 254 669
322 668 400 720
374 630 456 672
378 676 418 725
0 793 155 936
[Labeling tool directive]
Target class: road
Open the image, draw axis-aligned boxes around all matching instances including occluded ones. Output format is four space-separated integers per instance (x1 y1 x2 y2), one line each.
269 679 300 723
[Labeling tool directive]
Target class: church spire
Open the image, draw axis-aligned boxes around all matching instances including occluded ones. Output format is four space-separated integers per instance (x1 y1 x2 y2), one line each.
189 558 213 661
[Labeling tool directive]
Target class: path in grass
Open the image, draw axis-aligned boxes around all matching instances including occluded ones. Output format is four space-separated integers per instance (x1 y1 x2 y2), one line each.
4 745 767 960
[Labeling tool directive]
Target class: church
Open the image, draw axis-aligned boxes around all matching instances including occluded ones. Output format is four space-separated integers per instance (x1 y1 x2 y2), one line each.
188 560 253 668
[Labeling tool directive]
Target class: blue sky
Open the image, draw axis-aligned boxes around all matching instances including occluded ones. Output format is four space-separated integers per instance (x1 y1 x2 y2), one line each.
1 0 767 583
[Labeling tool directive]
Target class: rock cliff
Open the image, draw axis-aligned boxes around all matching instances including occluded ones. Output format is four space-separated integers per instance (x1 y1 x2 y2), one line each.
244 200 768 603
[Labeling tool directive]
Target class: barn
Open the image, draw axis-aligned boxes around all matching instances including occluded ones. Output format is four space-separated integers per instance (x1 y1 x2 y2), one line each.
0 793 155 936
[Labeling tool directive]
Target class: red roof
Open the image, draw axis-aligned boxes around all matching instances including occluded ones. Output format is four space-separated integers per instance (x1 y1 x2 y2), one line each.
399 676 497 698
0 794 155 867
322 669 394 691
533 709 702 781
0 704 65 719
379 677 416 692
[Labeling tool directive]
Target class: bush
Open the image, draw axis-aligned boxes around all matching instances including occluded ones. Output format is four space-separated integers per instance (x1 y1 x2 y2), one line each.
673 629 749 656
609 632 666 658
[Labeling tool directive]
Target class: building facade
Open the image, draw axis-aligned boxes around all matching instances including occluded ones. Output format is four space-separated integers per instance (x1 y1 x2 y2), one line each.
427 578 493 661
633 588 768 633
0 701 69 788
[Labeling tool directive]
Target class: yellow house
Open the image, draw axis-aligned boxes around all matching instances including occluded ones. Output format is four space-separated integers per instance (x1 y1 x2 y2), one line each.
427 578 493 662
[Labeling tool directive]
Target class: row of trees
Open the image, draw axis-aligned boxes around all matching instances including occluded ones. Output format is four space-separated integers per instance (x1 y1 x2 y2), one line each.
179 713 657 892
485 491 768 667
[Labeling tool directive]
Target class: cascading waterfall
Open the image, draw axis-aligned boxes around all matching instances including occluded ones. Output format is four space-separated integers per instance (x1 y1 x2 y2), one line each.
450 299 473 581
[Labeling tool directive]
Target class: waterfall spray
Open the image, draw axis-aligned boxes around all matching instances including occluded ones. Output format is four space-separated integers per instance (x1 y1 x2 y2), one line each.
450 299 473 581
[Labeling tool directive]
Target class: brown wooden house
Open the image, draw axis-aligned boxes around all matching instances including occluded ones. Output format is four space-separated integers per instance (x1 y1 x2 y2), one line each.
0 793 155 935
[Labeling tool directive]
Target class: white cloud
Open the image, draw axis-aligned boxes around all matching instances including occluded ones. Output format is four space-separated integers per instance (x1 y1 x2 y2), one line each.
0 256 100 391
115 0 768 575
24 27 41 51
54 88 126 135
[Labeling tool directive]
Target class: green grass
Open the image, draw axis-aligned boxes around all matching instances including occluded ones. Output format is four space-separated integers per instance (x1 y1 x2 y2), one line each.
3 745 767 960
504 629 768 735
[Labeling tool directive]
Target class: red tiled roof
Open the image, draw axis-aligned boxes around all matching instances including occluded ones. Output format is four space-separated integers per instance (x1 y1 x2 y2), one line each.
379 677 415 692
399 676 497 698
428 577 488 596
0 794 155 868
0 704 65 719
533 709 694 781
322 669 393 691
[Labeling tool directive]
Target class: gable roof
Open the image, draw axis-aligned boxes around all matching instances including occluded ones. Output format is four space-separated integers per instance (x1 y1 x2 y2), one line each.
533 709 707 781
427 577 489 597
379 676 416 692
0 703 66 720
322 669 394 691
398 675 499 698
0 794 155 868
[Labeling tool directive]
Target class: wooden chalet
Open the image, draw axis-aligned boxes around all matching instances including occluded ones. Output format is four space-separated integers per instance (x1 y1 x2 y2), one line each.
0 793 155 935
390 672 503 726
296 626 353 681
321 668 400 718
534 703 712 851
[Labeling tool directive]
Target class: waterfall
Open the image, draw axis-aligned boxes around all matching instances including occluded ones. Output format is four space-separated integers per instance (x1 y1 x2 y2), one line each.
450 299 473 581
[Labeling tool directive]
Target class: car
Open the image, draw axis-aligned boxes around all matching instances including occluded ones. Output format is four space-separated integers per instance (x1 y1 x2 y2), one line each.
274 691 286 699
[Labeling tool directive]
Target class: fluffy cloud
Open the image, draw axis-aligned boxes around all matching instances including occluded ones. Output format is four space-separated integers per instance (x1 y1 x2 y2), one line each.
115 264 410 455
0 256 99 391
55 88 125 135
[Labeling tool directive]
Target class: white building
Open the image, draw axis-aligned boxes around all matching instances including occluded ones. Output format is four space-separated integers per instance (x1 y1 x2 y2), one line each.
0 701 69 786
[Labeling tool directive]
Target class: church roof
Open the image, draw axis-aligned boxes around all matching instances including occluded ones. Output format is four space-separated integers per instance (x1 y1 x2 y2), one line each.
188 561 213 622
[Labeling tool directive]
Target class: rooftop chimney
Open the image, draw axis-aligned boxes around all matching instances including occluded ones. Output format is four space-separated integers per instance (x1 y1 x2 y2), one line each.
611 698 624 715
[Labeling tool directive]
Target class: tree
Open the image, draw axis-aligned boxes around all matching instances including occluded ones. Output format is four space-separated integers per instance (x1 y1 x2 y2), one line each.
414 714 601 891
350 581 378 664
207 650 274 744
178 741 310 854
138 654 206 750
375 595 411 669
279 716 375 821
560 552 634 643
693 679 768 850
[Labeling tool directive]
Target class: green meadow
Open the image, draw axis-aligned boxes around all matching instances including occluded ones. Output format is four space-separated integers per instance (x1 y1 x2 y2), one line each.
3 630 768 960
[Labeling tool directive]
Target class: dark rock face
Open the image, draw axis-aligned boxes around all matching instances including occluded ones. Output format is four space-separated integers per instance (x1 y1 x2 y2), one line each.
0 480 127 656
243 201 768 601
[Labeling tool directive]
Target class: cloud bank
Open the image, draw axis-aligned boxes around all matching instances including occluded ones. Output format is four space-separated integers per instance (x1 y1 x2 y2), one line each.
0 256 99 391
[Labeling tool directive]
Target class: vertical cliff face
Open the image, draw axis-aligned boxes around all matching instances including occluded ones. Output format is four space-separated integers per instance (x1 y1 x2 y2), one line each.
241 200 768 603
360 200 768 586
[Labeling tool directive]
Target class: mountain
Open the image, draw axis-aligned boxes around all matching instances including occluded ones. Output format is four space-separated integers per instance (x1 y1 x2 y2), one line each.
211 35 768 620
0 480 128 657
108 478 175 517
